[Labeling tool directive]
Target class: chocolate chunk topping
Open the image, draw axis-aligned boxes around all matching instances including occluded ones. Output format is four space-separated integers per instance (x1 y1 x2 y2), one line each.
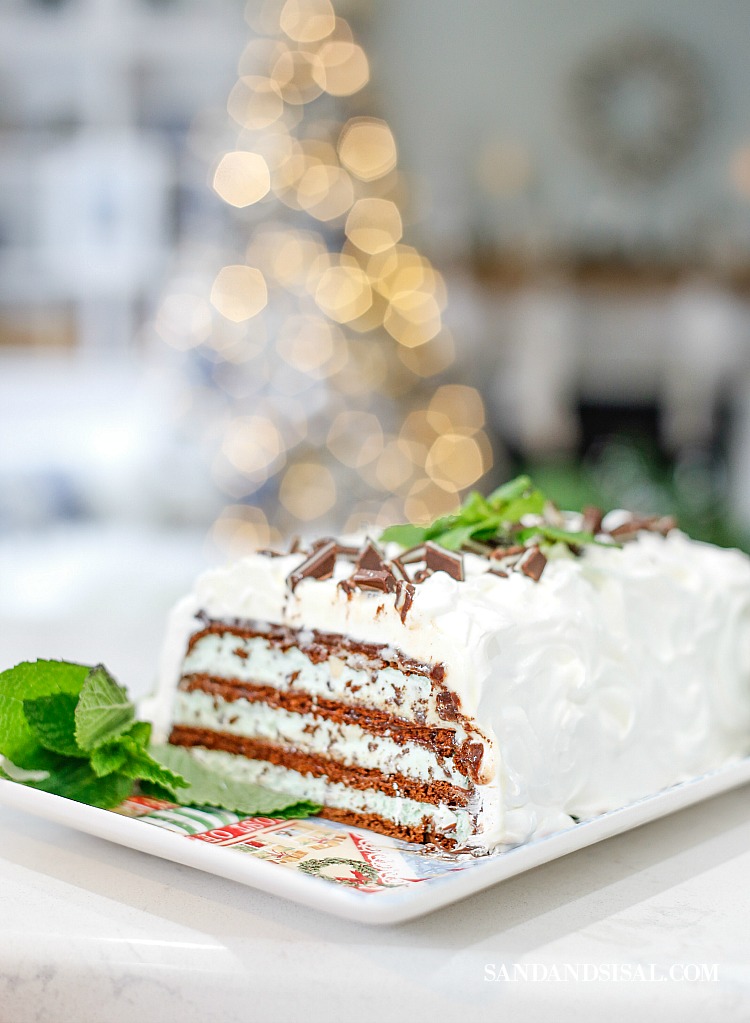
336 543 361 560
340 568 397 594
259 534 305 558
610 514 677 540
396 544 426 565
389 557 410 581
395 580 416 623
581 506 603 535
310 536 336 550
519 546 547 582
356 539 387 572
287 540 338 592
489 544 525 560
461 538 495 556
424 542 464 582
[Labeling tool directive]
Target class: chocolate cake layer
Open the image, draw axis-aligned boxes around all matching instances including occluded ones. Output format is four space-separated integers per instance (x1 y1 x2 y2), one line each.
318 806 456 847
169 725 471 806
178 674 460 756
187 616 446 681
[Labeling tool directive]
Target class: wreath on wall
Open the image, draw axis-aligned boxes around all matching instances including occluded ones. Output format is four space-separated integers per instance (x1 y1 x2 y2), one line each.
568 34 706 183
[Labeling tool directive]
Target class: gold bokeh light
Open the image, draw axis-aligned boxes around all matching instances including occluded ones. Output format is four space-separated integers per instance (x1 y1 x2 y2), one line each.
213 151 271 208
327 411 384 468
315 261 372 322
170 2 484 536
210 265 268 322
227 76 284 130
280 461 337 520
425 434 487 492
211 504 283 556
345 197 403 254
338 118 397 181
279 0 336 44
222 414 286 480
271 49 325 105
276 314 338 374
316 41 369 96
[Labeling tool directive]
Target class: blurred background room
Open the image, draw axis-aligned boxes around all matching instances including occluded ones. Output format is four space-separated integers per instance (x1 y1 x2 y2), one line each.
3 0 750 690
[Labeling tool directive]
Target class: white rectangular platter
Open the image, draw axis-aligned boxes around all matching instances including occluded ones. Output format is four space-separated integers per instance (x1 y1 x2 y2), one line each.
2 758 750 925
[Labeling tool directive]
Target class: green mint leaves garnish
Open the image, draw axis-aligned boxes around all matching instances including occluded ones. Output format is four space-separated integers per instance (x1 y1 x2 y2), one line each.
381 475 591 552
0 659 90 771
1 661 187 808
0 660 320 822
74 664 135 751
147 744 321 819
23 693 84 758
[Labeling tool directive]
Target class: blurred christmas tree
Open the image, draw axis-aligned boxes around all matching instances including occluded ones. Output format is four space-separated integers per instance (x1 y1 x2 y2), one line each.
151 0 494 552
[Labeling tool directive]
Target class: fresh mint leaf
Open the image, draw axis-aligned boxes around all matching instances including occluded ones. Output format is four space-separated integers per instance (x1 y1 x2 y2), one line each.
0 660 90 769
124 721 152 747
516 525 599 547
148 744 320 819
434 524 479 551
460 491 493 522
89 715 185 796
379 475 611 558
116 742 186 798
23 693 85 758
28 759 135 809
501 489 546 523
90 741 128 777
487 475 533 505
379 523 428 547
75 665 134 752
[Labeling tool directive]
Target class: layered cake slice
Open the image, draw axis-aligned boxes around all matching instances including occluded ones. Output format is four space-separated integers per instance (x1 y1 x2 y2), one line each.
154 482 750 853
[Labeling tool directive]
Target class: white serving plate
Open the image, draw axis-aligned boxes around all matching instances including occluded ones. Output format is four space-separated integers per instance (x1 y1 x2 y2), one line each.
2 758 750 925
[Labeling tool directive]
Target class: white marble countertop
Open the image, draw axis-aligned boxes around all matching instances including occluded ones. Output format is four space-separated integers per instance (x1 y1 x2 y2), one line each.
1 526 750 1022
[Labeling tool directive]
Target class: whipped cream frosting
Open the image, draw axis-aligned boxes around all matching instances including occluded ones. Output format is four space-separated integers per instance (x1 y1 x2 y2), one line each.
153 528 750 850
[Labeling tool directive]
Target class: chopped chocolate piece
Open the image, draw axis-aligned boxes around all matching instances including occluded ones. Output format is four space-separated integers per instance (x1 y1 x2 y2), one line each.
310 536 337 551
340 568 397 594
262 534 306 557
655 515 678 535
287 540 338 592
544 501 565 527
488 567 509 579
581 506 603 535
461 539 494 557
610 514 678 540
356 539 387 572
389 557 410 581
489 544 525 560
424 542 464 581
395 580 416 623
436 691 461 721
336 543 360 560
519 546 547 582
413 568 432 583
397 544 426 565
